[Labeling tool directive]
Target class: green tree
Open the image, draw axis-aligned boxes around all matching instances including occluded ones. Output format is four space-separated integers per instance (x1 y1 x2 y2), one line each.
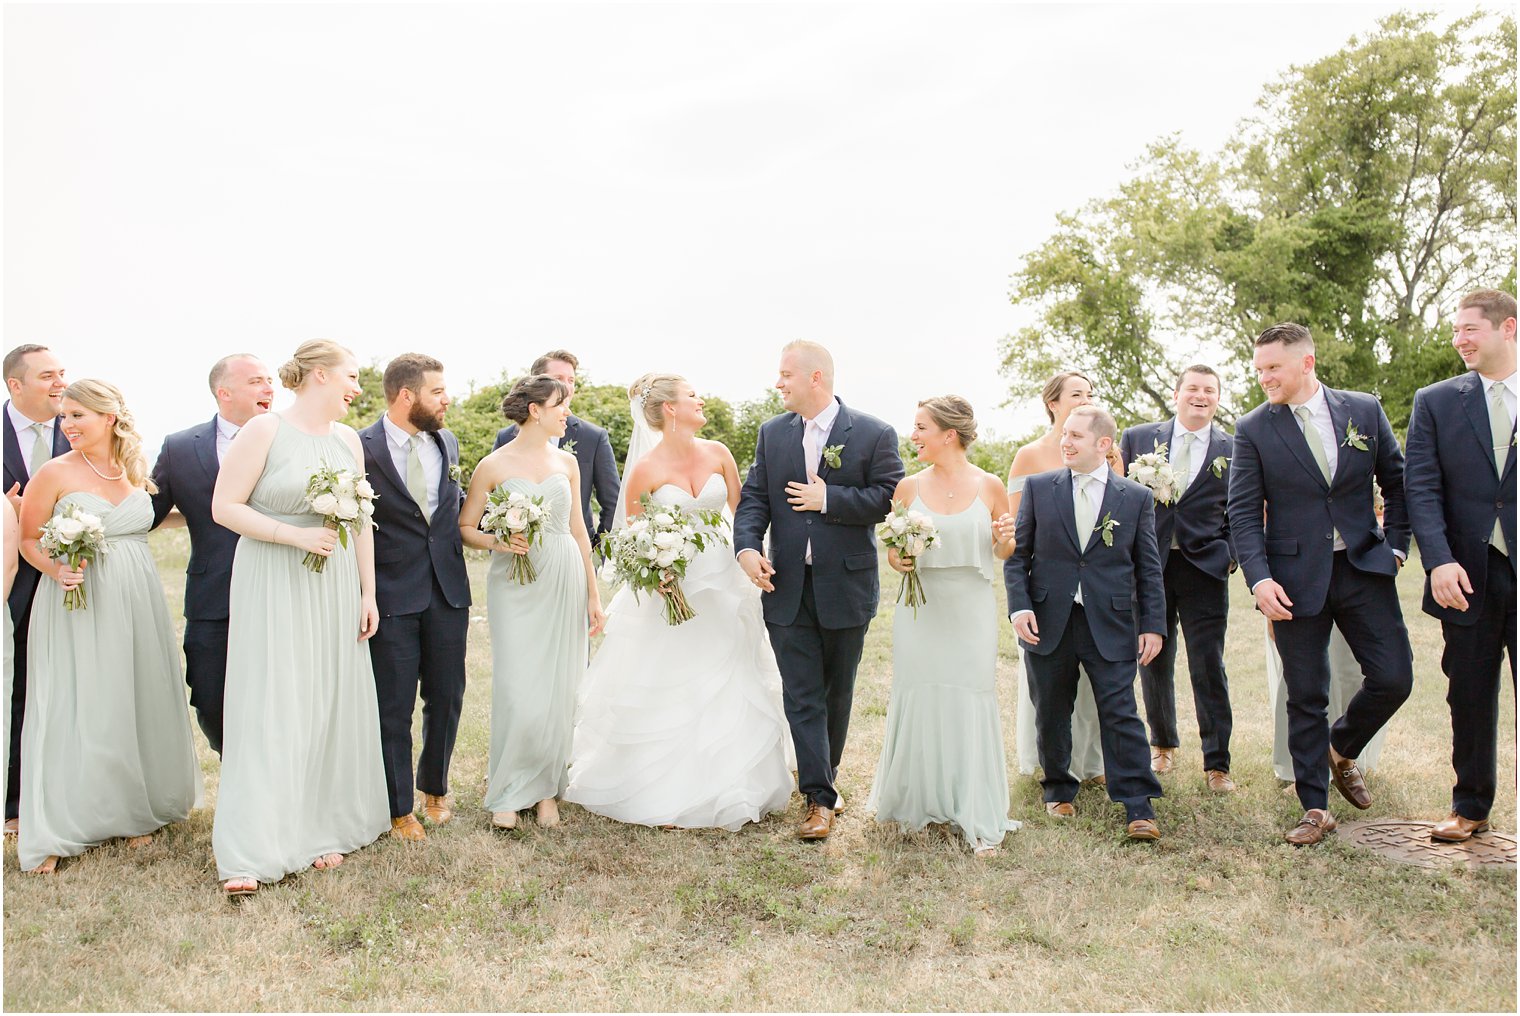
1003 9 1517 430
342 363 388 431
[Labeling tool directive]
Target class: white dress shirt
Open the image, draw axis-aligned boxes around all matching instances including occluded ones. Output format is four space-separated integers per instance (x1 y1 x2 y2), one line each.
383 415 442 517
214 415 242 465
1010 463 1109 624
1481 370 1517 432
1168 418 1210 489
800 399 839 563
8 401 56 478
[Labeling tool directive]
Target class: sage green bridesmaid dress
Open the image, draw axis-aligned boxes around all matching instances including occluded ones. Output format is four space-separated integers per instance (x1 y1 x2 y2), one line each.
484 473 587 814
18 490 200 872
867 495 1017 851
212 419 389 883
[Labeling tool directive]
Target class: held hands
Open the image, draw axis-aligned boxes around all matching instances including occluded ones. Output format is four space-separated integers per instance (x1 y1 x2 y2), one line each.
738 549 776 592
992 512 1016 544
886 547 915 574
1138 633 1162 667
52 558 86 591
6 483 21 515
1430 562 1473 612
587 602 606 637
1253 578 1294 621
786 473 826 513
288 524 338 559
1012 612 1039 645
494 533 532 556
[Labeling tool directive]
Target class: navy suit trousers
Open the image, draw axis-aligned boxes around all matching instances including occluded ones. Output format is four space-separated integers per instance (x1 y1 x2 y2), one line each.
1442 547 1517 821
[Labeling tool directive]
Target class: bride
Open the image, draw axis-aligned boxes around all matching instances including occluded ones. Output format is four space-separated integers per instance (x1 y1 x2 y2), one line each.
564 374 794 830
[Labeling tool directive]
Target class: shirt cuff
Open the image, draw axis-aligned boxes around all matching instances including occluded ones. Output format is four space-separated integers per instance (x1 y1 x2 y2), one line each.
1392 549 1406 562
1249 577 1273 593
1010 609 1033 624
819 488 827 514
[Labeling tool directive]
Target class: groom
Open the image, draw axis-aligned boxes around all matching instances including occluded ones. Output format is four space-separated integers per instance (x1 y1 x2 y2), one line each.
735 340 903 840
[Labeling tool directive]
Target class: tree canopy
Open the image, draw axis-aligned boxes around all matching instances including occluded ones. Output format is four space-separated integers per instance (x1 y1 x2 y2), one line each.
1002 9 1517 432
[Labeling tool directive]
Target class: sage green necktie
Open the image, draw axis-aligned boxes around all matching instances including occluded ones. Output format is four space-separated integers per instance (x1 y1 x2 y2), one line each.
28 423 51 478
1294 406 1332 483
1170 432 1193 548
1074 474 1097 548
1490 381 1511 556
407 434 431 523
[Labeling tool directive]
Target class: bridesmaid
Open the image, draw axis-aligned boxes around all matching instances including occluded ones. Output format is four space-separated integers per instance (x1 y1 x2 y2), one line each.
16 380 199 874
211 340 390 895
1005 371 1109 784
461 375 605 830
869 396 1018 856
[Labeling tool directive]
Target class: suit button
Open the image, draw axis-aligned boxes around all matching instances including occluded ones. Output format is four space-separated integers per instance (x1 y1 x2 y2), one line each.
806 519 812 526
1325 533 1333 539
1326 497 1333 503
414 511 422 519
428 537 434 543
1079 561 1086 568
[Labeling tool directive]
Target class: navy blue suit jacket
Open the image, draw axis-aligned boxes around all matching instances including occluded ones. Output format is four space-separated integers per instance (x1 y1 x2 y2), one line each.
1004 467 1166 663
360 420 472 617
1404 371 1516 626
733 398 903 629
4 402 72 620
149 416 241 621
1118 420 1235 580
1227 386 1410 617
495 415 619 547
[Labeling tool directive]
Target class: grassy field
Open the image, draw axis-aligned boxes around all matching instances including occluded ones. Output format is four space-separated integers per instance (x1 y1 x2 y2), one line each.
3 529 1515 1012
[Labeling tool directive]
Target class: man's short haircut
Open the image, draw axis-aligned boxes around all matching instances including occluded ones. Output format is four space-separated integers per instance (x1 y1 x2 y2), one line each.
781 340 835 385
1457 289 1518 328
383 353 446 403
1176 364 1221 390
1254 322 1315 352
208 353 262 394
1067 403 1117 442
530 350 579 376
4 344 50 383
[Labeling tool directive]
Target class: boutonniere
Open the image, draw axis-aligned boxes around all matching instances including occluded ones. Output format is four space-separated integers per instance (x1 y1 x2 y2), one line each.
1341 420 1369 452
822 444 844 470
448 463 465 485
560 438 578 456
1094 512 1119 547
1211 455 1228 478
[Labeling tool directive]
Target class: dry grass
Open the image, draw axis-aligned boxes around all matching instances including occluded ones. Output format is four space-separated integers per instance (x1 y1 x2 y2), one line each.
3 528 1515 1012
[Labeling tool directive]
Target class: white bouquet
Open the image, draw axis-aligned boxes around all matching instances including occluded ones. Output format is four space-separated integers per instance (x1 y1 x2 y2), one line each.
38 502 110 611
600 495 727 625
479 486 550 584
876 501 939 617
1126 445 1183 505
302 466 377 573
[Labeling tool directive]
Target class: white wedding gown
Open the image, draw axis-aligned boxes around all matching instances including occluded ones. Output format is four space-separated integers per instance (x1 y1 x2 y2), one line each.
565 474 795 830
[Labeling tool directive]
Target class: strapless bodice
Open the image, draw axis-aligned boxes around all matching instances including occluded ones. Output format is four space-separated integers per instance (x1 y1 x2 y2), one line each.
54 490 152 542
651 473 727 514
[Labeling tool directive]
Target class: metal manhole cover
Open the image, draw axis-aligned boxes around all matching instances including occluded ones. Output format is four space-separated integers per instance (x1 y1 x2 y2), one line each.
1338 820 1517 868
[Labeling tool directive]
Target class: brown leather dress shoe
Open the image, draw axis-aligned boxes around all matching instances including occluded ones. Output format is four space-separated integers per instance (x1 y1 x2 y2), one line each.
421 793 454 826
1328 748 1372 809
1044 801 1076 819
1430 812 1491 843
797 801 834 840
1205 770 1236 793
1284 808 1337 845
1126 818 1160 841
1150 747 1177 774
389 815 427 841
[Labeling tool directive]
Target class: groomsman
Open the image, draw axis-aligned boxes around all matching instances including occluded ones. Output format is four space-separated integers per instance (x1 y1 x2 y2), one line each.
495 350 620 551
1119 366 1237 791
1228 323 1413 846
360 353 471 840
1405 289 1516 843
2 343 68 834
149 353 276 754
1006 405 1167 841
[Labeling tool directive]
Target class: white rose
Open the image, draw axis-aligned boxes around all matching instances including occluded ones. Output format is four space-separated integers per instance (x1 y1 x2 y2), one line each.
598 559 619 582
653 532 681 549
336 496 360 520
355 479 375 499
682 541 699 559
909 537 926 557
653 512 675 528
335 473 357 496
311 493 340 515
655 549 678 568
53 517 84 542
889 515 909 534
504 507 528 530
641 546 659 561
629 519 649 536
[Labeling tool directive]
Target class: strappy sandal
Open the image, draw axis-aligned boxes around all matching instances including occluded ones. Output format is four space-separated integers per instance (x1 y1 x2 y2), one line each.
311 852 344 870
222 878 258 896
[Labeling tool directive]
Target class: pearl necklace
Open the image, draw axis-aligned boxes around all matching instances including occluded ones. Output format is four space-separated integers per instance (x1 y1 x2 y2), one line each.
80 451 125 481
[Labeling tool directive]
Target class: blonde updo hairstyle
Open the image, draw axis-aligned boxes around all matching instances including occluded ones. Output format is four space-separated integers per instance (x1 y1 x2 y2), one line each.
918 395 977 449
628 373 687 431
278 339 356 391
61 379 157 494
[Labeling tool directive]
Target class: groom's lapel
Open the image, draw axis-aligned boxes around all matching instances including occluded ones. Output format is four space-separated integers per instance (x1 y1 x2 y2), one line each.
1051 469 1081 551
817 399 852 479
786 414 807 483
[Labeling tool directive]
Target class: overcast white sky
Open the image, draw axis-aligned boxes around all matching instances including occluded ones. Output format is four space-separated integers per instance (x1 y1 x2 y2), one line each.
5 1 1431 450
